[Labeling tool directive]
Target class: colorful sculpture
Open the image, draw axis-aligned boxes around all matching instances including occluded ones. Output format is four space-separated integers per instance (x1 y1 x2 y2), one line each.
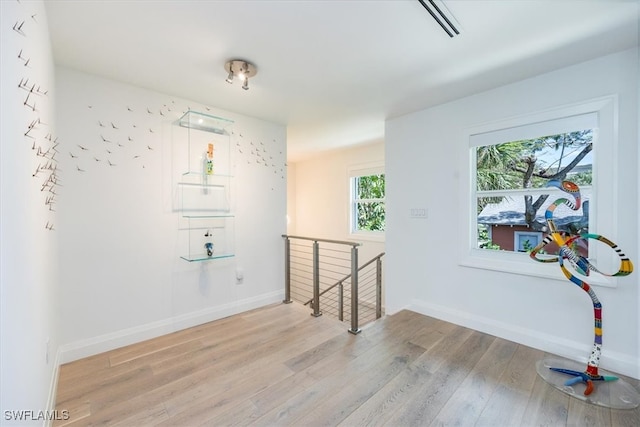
529 180 633 397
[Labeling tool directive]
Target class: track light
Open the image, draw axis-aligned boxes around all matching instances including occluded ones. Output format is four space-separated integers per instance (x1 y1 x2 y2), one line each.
224 59 257 90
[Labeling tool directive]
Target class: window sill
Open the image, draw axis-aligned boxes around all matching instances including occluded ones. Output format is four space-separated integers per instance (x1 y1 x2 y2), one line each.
349 231 385 243
459 249 617 288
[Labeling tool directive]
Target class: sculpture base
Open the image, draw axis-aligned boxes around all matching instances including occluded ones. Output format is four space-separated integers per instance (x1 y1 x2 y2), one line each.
536 357 640 409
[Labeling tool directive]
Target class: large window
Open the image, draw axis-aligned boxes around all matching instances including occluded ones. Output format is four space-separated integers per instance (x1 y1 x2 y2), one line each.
350 172 385 235
461 96 619 287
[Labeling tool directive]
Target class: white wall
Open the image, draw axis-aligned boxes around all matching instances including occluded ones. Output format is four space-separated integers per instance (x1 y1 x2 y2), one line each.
386 48 640 378
55 68 287 362
292 141 385 265
1 0 61 423
637 22 640 385
286 162 297 234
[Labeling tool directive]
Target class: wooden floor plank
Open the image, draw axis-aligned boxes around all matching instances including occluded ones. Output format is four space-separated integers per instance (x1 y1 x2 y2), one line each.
159 320 345 425
429 337 519 426
157 363 296 426
109 404 170 427
567 397 611 427
56 338 206 406
338 363 433 427
522 367 571 426
475 344 545 426
383 331 497 426
53 303 640 426
210 370 313 426
411 323 476 375
611 405 640 427
248 336 426 426
293 341 427 426
69 306 343 425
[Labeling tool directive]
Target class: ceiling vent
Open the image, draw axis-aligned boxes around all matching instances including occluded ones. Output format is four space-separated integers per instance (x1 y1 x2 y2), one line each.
418 0 460 38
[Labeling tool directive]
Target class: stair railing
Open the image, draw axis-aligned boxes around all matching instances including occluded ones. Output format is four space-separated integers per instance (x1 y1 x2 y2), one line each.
282 235 384 334
302 252 385 321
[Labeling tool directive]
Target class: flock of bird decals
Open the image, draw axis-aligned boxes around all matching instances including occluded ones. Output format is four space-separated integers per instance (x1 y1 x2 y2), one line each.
70 102 164 173
233 132 286 191
14 0 59 231
75 102 286 192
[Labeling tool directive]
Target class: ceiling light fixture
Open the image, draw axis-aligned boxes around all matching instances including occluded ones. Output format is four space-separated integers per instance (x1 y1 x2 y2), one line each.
417 0 460 38
224 59 257 91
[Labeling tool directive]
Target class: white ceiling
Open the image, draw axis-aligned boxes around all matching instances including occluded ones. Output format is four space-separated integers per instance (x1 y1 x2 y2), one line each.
44 0 639 161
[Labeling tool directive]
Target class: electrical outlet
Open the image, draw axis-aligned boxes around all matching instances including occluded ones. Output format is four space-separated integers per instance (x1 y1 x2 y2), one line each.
410 208 428 218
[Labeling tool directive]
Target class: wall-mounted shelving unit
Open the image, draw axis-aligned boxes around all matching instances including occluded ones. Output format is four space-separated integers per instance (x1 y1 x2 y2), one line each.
175 110 235 262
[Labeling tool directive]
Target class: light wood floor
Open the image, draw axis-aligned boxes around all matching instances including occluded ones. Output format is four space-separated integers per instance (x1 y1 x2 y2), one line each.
54 302 640 426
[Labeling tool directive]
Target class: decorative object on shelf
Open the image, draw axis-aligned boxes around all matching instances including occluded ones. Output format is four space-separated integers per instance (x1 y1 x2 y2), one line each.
204 229 213 256
529 180 637 409
224 59 257 91
204 242 214 257
206 143 214 175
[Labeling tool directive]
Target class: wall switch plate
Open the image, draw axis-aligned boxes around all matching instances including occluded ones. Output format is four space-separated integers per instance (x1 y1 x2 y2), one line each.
410 208 428 218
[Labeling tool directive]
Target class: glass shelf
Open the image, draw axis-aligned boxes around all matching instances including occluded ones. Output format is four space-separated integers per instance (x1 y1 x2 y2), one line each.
178 217 234 262
175 109 235 262
181 171 234 179
180 253 235 262
178 182 231 216
178 110 234 135
181 213 234 219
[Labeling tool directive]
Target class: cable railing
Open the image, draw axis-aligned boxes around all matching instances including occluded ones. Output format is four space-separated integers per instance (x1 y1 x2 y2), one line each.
282 235 384 333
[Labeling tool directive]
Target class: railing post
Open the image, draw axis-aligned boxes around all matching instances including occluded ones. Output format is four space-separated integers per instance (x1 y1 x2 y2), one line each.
283 237 292 304
376 256 382 319
311 241 322 317
348 245 361 334
338 282 344 321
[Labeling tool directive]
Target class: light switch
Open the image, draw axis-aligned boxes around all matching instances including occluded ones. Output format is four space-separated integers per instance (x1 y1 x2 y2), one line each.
410 208 428 218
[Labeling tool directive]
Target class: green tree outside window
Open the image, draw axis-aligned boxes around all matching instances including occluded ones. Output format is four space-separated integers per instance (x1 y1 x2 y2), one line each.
353 174 385 232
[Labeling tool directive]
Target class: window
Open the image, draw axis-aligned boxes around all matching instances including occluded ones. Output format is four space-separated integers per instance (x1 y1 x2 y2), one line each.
514 231 543 253
350 169 385 235
475 127 594 255
460 96 619 287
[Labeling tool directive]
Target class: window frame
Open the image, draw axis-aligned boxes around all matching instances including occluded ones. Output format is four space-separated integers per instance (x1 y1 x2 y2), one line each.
348 163 385 241
459 96 619 287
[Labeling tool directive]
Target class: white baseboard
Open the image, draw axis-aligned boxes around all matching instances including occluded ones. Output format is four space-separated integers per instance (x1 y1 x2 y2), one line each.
59 290 283 364
45 348 62 427
408 299 640 380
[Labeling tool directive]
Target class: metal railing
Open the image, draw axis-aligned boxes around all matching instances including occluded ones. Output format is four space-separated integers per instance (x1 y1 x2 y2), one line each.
282 235 384 334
